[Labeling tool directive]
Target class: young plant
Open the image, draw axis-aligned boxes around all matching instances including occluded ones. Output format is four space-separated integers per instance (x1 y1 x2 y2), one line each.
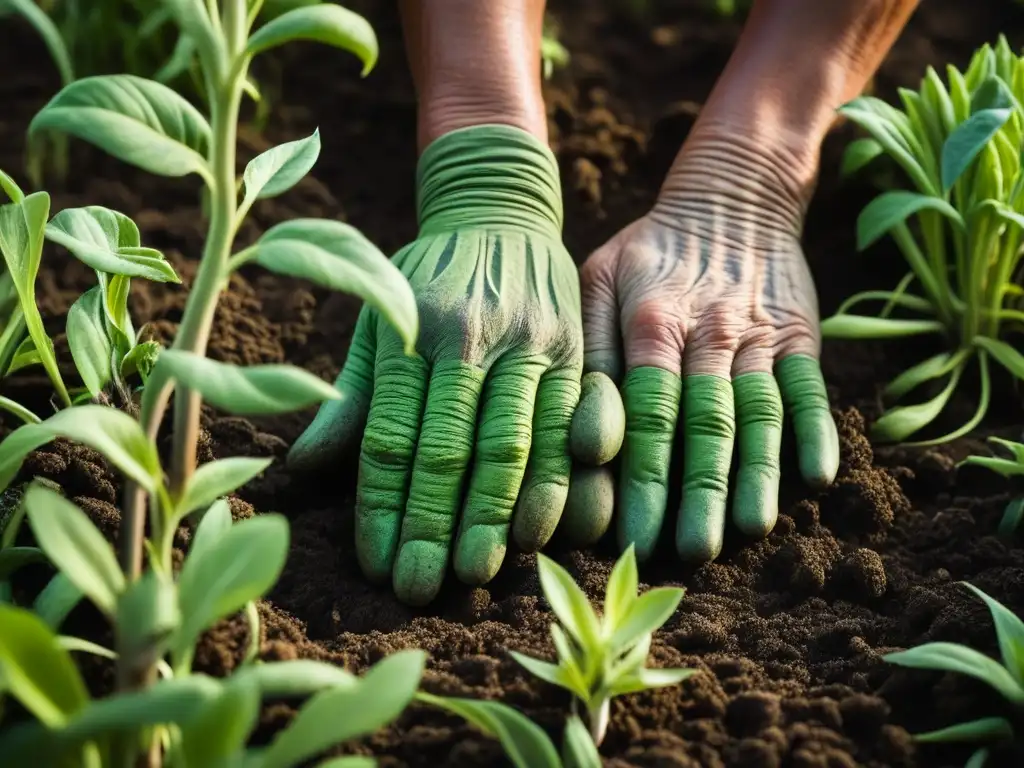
0 169 178 420
510 546 695 745
541 14 569 81
959 436 1024 534
821 36 1024 445
884 582 1024 768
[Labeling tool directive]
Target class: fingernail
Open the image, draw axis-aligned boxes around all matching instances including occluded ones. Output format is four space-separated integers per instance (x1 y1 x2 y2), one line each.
454 525 506 585
513 481 567 551
617 480 666 562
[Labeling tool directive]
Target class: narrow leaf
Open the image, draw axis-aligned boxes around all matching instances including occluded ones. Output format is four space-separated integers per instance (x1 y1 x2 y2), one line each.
840 137 885 179
177 457 273 518
608 587 683 653
998 498 1024 536
856 191 964 250
116 570 180 662
229 659 356 698
941 107 1013 191
871 367 961 443
915 716 1014 744
0 168 24 203
66 286 114 398
603 544 638 630
961 583 1024 687
884 641 1024 705
974 336 1024 379
33 573 84 630
181 674 261 767
508 650 570 690
242 129 321 203
562 714 602 768
0 546 47 579
819 315 945 339
246 5 378 75
537 554 601 649
4 0 74 85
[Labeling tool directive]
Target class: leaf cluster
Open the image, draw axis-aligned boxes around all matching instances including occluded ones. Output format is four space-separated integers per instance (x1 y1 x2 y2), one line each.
822 36 1024 445
959 436 1024 534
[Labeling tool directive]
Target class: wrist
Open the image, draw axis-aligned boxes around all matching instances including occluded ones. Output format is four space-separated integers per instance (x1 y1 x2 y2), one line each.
417 89 547 151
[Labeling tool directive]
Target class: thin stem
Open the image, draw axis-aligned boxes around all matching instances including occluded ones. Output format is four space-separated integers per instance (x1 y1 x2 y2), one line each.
0 395 40 424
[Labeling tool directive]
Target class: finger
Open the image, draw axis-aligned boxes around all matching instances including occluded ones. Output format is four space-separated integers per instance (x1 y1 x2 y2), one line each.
570 371 625 466
676 374 735 562
616 366 682 562
731 372 783 538
287 309 376 472
454 356 545 585
514 366 580 552
580 252 623 381
560 464 615 548
393 360 484 605
776 354 840 488
353 331 429 584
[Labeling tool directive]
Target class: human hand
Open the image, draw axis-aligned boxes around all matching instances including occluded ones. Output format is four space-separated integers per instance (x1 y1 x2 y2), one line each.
288 125 623 605
580 153 840 563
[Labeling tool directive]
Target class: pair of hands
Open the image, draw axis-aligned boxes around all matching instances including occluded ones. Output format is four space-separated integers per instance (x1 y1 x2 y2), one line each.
287 125 840 606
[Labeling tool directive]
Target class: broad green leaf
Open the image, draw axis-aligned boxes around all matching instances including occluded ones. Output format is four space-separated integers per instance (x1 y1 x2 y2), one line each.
819 315 945 339
971 75 1015 114
29 75 212 180
45 207 179 282
0 603 88 727
175 514 290 657
153 350 340 416
915 716 1014 744
121 340 161 381
884 641 1024 705
418 692 562 768
840 137 885 179
508 650 570 690
242 129 321 204
230 659 356 698
187 498 232 566
177 457 273 518
66 286 114 398
24 484 124 617
608 587 683 653
537 554 601 650
0 168 23 203
99 272 134 353
246 4 378 75
4 0 74 86
0 192 69 406
249 219 417 353
116 570 180 662
261 650 425 768
561 714 601 768
961 582 1024 686
0 405 162 495
33 573 84 630
941 107 1013 192
603 544 637 631
856 191 964 250
181 673 261 767
0 546 46 579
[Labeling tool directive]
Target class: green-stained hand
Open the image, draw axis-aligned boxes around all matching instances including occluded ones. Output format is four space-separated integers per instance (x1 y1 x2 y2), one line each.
287 125 623 605
580 197 840 563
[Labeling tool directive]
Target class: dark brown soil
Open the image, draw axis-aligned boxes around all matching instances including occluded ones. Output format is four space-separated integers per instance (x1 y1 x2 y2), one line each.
3 1 1024 766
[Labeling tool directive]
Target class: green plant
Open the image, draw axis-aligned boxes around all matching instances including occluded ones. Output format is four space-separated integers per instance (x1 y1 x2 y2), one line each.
541 14 569 81
821 37 1024 444
510 546 695 744
0 169 178 421
959 436 1024 534
884 582 1024 767
0 1 420 764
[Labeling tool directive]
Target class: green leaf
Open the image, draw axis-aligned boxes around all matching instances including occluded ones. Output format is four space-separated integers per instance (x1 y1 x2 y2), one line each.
175 514 290 659
261 650 425 768
882 352 966 402
121 340 161 381
508 650 570 691
29 75 212 180
181 673 261 767
961 583 1024 687
242 129 321 204
248 219 418 354
66 286 114 398
973 336 1024 379
230 659 356 698
871 365 961 443
0 603 88 727
0 405 162 495
33 573 84 630
116 570 180 663
608 587 683 653
246 4 378 75
45 206 179 282
605 666 696 697
603 544 638 631
915 716 1014 744
24 483 124 618
970 76 1014 113
819 315 945 339
856 191 964 250
187 498 233 565
998 498 1024 537
561 714 602 768
4 0 74 85
0 192 69 406
177 457 273 518
315 758 376 768
965 747 991 768
0 546 47 579
536 554 601 650
418 692 562 768
941 107 1012 192
884 641 1024 705
153 350 341 416
0 168 24 203
840 137 885 179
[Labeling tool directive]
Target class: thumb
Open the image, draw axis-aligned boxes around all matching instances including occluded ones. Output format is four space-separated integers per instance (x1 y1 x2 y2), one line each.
570 371 624 465
287 309 376 473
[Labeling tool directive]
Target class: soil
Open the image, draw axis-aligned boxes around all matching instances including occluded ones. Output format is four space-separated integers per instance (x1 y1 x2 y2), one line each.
2 1 1024 766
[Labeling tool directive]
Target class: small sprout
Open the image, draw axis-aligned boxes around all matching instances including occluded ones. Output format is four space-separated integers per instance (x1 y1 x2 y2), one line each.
884 582 1024 767
511 545 696 744
541 16 569 81
959 437 1024 534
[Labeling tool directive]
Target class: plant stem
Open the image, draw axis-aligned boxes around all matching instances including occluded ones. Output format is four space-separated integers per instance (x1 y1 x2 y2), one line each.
589 699 610 746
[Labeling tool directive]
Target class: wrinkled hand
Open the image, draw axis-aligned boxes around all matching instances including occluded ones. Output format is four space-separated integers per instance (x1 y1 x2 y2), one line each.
288 125 623 605
581 191 840 563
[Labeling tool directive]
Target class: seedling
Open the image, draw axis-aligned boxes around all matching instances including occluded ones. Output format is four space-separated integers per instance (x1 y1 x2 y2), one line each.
959 436 1024 534
821 37 1024 444
541 15 569 81
0 169 177 420
511 546 695 744
884 582 1024 768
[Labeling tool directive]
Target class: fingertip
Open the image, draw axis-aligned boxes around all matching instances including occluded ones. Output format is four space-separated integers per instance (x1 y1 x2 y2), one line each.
560 465 614 548
617 479 667 563
286 394 367 473
570 371 625 465
800 415 841 489
513 480 567 552
354 505 401 586
732 471 779 539
393 539 447 606
454 525 506 585
676 489 726 563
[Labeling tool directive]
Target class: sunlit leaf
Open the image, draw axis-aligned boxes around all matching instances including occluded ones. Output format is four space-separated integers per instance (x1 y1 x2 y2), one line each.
66 286 113 398
242 129 321 204
246 4 378 75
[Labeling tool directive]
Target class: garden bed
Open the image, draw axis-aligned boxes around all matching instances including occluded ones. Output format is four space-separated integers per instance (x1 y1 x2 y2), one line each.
2 0 1024 765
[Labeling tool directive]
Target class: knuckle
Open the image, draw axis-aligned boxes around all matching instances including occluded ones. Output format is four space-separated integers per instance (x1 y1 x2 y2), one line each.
361 425 416 466
627 301 683 350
